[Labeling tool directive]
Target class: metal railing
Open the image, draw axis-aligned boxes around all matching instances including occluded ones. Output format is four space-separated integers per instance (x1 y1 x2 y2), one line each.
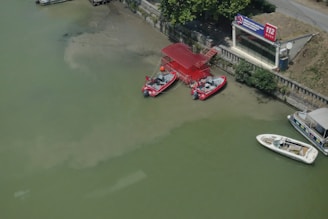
217 45 328 109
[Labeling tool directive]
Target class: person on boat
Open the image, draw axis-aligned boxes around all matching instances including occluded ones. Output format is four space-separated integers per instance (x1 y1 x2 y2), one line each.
198 78 206 89
154 74 165 85
146 76 157 85
158 74 164 81
206 77 214 85
190 81 198 89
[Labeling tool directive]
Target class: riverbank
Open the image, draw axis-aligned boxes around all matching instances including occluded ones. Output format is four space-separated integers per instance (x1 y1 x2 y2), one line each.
117 0 327 110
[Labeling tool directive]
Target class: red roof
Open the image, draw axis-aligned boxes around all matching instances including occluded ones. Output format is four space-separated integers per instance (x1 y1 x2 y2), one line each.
161 43 208 69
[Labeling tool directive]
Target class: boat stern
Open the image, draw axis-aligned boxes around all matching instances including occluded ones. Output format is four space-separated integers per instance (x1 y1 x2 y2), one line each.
142 87 157 97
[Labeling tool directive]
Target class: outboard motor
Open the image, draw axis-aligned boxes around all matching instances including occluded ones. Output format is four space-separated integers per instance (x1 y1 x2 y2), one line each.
143 90 149 97
192 90 199 100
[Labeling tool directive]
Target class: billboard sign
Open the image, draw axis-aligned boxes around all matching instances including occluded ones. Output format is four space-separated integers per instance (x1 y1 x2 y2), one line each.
264 23 277 42
236 14 264 36
236 14 277 42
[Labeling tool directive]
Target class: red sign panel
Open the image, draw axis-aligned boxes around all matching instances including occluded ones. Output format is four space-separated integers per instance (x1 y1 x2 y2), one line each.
264 23 277 42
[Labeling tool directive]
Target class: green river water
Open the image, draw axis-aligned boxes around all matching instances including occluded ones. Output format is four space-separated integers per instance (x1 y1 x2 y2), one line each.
0 1 327 218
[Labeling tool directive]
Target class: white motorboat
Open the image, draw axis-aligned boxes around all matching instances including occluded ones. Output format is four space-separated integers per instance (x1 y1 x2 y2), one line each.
287 108 328 155
256 134 319 164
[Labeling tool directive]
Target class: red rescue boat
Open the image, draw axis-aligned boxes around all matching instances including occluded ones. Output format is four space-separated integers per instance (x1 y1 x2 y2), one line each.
142 67 177 97
191 75 227 100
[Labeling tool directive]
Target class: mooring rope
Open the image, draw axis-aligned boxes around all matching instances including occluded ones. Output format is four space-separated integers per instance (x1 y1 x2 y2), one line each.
150 59 162 78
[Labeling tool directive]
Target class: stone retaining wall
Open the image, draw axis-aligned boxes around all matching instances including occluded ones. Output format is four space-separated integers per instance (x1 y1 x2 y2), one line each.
217 45 328 110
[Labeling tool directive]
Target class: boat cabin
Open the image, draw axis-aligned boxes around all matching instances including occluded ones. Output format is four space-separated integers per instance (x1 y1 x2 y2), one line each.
307 108 328 139
161 43 212 84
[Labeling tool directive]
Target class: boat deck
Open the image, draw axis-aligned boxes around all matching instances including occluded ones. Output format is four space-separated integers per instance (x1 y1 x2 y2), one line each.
265 137 309 156
294 112 328 140
282 144 308 156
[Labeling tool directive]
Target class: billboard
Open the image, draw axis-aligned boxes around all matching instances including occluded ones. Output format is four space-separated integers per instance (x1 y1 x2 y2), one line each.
235 14 277 42
264 23 277 42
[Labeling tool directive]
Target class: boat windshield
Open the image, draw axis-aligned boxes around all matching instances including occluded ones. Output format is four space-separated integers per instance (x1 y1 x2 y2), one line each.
273 140 282 147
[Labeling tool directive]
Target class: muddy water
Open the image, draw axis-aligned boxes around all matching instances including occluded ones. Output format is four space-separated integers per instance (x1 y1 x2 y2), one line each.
1 1 327 219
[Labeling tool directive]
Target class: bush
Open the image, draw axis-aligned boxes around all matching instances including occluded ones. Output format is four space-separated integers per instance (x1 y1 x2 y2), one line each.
234 60 253 86
262 1 276 13
242 0 276 16
251 68 277 95
234 61 277 95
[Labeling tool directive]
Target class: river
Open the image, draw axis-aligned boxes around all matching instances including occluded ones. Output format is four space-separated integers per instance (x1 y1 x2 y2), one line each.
1 1 327 219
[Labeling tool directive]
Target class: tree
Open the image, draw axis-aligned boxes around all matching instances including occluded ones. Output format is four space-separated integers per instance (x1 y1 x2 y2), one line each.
159 0 200 25
160 0 251 25
215 0 251 20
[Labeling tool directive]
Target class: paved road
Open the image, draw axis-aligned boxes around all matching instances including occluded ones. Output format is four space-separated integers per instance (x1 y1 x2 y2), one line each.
268 0 328 32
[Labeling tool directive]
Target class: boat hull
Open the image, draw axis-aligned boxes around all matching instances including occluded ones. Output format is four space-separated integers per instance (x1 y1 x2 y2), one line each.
191 75 227 100
142 71 177 97
256 134 318 164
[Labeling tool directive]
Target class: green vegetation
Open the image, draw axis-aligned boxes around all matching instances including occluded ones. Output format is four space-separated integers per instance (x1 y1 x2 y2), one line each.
159 0 202 25
278 85 289 95
234 60 253 86
315 0 328 6
160 0 251 25
126 0 139 13
251 68 277 94
235 60 277 95
242 0 276 15
159 0 275 25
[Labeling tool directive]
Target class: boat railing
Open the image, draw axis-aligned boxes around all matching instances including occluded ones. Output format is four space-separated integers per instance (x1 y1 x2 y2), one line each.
294 112 312 127
293 116 326 147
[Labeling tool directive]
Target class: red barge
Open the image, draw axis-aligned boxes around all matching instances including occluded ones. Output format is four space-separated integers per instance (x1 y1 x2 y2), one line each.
142 43 224 99
161 43 217 84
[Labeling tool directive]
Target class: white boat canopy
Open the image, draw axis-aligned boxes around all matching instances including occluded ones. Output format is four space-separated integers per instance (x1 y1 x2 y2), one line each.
308 108 328 130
